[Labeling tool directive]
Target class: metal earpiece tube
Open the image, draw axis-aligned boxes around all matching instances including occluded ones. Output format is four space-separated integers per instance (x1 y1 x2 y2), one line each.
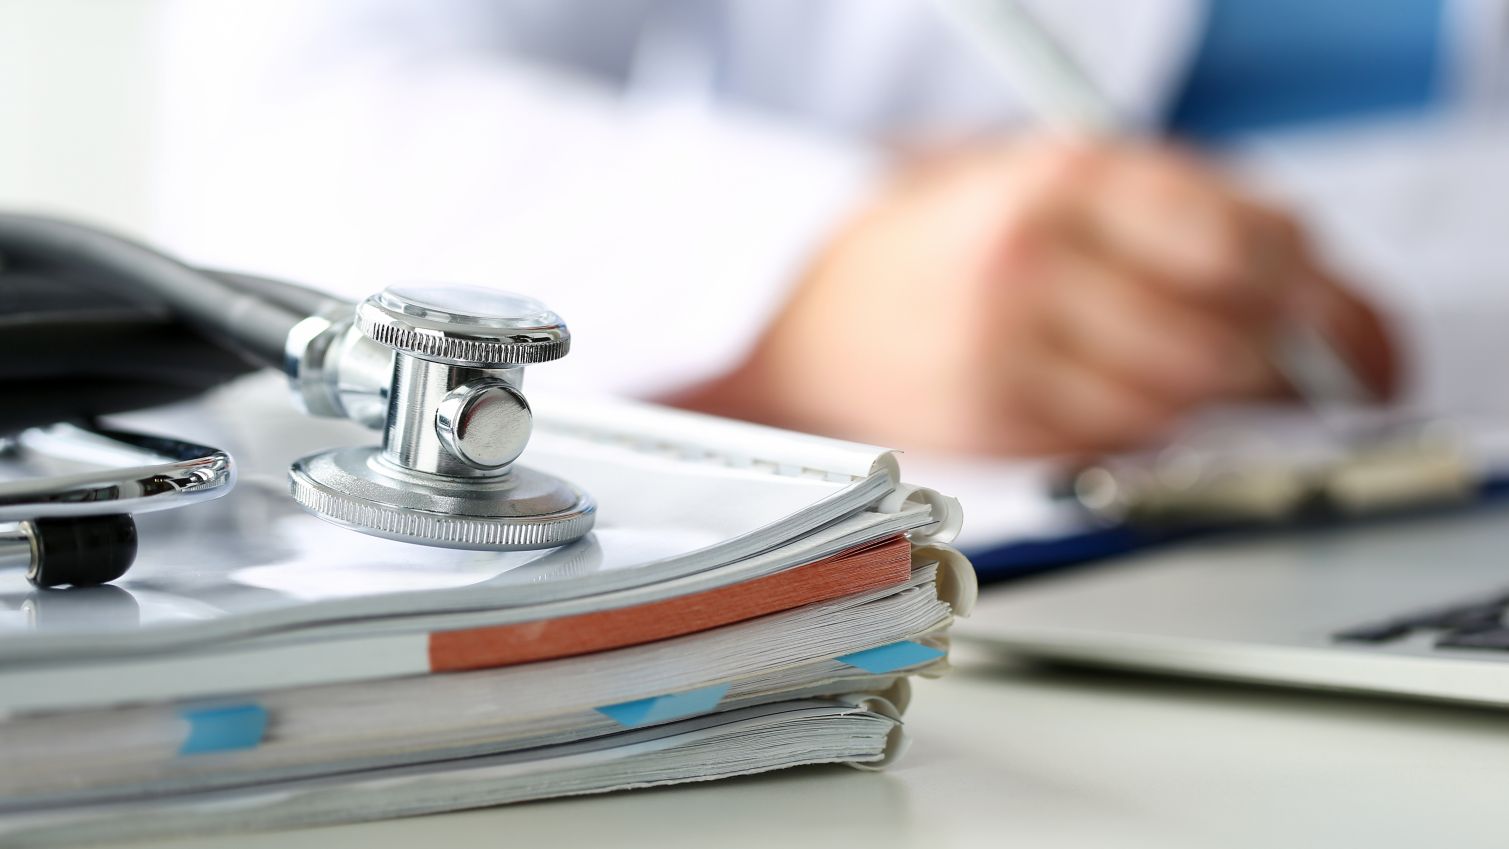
0 426 233 587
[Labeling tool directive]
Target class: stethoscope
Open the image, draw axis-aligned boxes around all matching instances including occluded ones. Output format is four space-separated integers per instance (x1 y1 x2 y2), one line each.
0 213 595 587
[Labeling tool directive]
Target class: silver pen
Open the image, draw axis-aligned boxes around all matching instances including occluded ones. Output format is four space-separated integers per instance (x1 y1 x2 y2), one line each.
934 0 1377 409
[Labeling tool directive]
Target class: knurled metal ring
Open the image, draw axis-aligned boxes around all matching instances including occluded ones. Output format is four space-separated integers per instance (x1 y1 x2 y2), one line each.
356 301 570 366
289 446 596 551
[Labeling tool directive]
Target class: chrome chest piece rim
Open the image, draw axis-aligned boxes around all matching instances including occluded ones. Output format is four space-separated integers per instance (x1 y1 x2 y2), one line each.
289 284 595 551
290 447 595 550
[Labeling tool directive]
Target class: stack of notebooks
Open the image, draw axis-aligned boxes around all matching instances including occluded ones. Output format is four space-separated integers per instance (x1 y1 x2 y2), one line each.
0 376 975 846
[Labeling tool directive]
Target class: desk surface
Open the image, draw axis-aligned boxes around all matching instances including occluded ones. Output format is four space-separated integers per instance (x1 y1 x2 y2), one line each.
117 639 1509 849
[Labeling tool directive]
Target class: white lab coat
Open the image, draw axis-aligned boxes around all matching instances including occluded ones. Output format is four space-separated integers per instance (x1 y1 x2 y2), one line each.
154 0 1509 412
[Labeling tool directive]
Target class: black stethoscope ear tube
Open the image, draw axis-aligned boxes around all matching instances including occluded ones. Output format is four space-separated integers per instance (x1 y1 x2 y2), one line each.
0 214 307 368
26 515 138 588
0 214 323 587
0 309 255 432
1 424 234 587
1 514 138 588
0 215 350 433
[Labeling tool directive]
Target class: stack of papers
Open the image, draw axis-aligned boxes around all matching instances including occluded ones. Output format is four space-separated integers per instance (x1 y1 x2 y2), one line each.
0 376 975 845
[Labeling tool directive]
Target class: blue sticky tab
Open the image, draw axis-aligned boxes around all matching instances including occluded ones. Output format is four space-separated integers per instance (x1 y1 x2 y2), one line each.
837 641 946 674
179 704 268 756
596 683 730 728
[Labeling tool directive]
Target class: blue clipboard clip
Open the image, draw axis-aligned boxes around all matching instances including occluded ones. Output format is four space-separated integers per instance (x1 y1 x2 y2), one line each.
967 431 1509 581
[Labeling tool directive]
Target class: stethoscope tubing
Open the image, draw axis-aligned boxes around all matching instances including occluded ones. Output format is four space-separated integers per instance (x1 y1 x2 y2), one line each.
0 213 309 368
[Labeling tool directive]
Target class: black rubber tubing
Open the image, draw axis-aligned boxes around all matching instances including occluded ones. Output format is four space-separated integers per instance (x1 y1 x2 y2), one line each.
0 213 309 368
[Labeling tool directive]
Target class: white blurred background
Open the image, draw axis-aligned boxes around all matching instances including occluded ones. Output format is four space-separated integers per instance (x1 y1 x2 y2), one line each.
0 0 163 233
5 0 1509 419
0 0 877 400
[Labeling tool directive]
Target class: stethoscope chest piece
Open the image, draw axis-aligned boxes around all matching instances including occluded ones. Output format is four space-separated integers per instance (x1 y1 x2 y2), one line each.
288 285 595 550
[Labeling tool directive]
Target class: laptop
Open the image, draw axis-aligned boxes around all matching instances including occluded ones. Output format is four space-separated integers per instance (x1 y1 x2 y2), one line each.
960 500 1509 707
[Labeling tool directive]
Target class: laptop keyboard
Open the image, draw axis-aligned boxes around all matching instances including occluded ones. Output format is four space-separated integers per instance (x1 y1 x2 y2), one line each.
1334 593 1509 649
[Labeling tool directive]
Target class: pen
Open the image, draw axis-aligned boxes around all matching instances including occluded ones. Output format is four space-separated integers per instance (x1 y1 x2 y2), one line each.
934 0 1377 409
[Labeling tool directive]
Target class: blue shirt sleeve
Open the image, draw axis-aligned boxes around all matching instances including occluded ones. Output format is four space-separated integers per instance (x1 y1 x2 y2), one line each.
1166 0 1447 142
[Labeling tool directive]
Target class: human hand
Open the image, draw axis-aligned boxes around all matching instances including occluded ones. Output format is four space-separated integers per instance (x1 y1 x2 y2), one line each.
673 138 1397 456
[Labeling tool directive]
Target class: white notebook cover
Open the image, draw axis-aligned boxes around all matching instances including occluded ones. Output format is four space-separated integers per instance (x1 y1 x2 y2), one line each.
0 375 965 711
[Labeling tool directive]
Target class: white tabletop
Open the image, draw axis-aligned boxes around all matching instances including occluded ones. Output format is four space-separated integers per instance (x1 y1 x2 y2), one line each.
115 637 1509 849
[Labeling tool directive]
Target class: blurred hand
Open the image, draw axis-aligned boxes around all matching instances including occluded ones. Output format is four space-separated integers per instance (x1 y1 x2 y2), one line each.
672 138 1397 456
